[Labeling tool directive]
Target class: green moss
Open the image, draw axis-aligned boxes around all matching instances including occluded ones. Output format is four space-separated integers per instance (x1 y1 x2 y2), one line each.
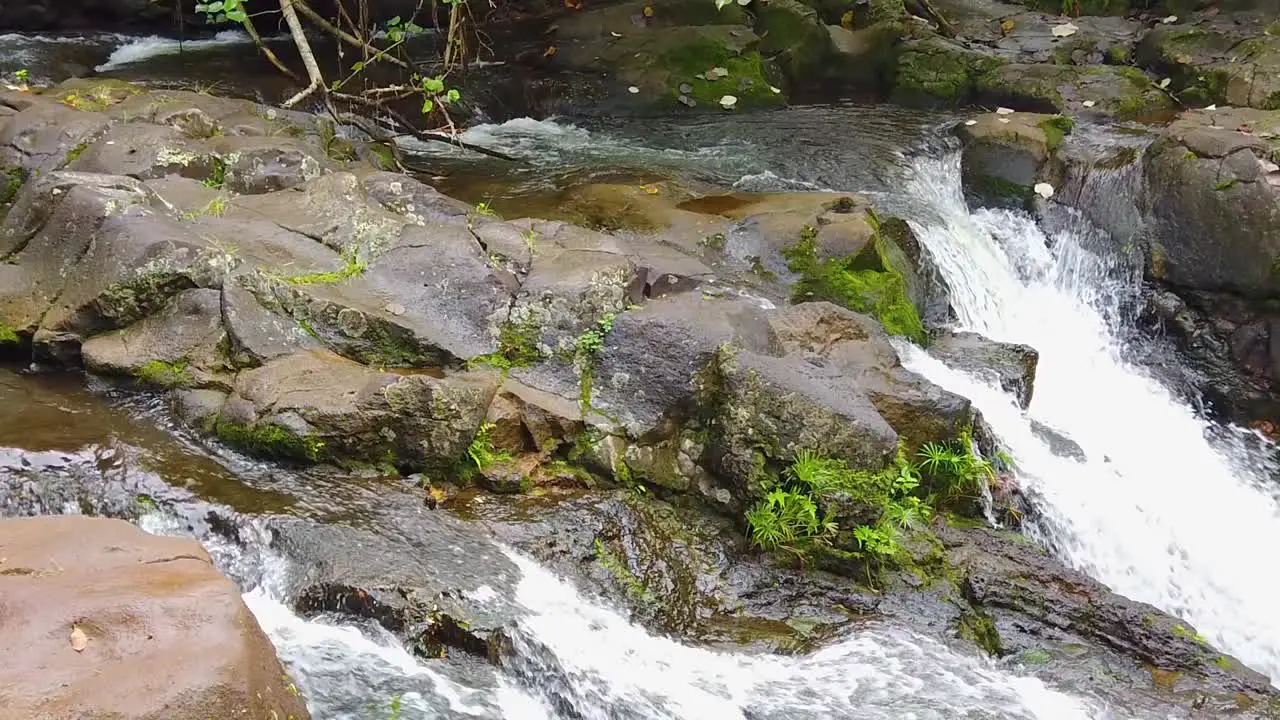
214 420 326 463
1 167 25 207
1105 45 1130 65
64 141 90 165
893 40 1006 105
98 272 194 328
661 42 784 108
1019 0 1127 14
495 314 544 367
284 254 367 285
1037 115 1074 150
1214 179 1238 191
782 215 925 343
136 359 193 387
1213 655 1232 670
958 610 1003 656
0 324 19 345
594 538 653 602
1019 648 1053 665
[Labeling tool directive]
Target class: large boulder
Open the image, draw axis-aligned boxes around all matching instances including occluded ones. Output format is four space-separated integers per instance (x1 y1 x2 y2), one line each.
929 331 1039 409
956 111 1073 208
0 515 310 720
1141 107 1280 298
1137 18 1280 110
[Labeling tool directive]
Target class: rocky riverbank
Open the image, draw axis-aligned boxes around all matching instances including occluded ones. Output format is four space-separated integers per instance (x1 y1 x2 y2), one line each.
3 69 1280 716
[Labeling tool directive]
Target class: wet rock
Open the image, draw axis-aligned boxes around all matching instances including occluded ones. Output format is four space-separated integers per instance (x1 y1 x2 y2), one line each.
1137 17 1280 110
476 461 530 494
221 280 324 366
1141 107 1280 298
511 243 644 356
0 94 110 174
943 523 1279 713
216 349 499 470
1029 418 1087 461
930 330 1039 408
891 34 1007 106
976 63 1176 120
552 22 786 111
956 111 1071 208
81 288 231 389
361 171 473 223
174 388 229 431
0 515 309 720
755 0 835 82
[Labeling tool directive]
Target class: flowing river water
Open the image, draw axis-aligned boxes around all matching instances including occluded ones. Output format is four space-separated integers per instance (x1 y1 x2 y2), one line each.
3 31 1280 719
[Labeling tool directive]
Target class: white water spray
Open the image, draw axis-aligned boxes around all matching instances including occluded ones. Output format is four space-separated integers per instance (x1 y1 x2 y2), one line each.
899 150 1280 685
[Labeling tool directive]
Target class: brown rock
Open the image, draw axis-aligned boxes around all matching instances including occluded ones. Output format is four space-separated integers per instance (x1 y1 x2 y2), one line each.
0 515 309 720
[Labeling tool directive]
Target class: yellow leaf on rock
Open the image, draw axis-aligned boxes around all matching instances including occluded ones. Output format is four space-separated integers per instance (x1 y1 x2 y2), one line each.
643 5 654 16
641 184 660 194
543 45 557 58
1000 19 1015 34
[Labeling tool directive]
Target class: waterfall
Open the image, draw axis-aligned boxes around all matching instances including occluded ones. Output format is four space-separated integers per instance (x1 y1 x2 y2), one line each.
897 148 1280 686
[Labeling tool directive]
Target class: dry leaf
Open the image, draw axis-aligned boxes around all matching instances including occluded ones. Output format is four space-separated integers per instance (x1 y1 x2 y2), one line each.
1082 100 1096 107
610 31 622 37
719 95 738 108
627 86 640 94
1000 18 1015 34
1159 78 1171 88
1051 23 1078 38
995 107 1014 115
642 5 654 17
543 45 557 58
1161 15 1178 23
70 626 88 652
1205 104 1217 110
998 118 1011 124
641 184 660 195
964 119 978 125
1034 182 1055 199
842 10 856 29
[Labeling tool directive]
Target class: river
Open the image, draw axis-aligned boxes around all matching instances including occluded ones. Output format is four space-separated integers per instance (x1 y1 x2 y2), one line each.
2 29 1279 720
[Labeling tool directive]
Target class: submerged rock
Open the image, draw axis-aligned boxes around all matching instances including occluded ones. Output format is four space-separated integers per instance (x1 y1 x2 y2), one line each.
0 515 309 720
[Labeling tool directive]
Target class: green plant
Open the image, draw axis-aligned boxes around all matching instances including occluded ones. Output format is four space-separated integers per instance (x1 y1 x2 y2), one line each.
136 359 193 387
182 195 228 221
521 228 538 256
466 422 511 470
194 0 248 23
285 246 367 285
14 68 30 84
201 156 228 189
467 201 497 227
746 488 832 549
918 431 994 499
853 523 899 559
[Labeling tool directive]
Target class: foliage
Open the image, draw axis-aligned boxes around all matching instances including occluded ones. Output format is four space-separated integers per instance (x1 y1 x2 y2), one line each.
1 167 24 207
285 247 367 285
746 488 830 549
466 422 511 470
194 0 248 23
0 324 20 345
201 156 228 190
917 428 995 500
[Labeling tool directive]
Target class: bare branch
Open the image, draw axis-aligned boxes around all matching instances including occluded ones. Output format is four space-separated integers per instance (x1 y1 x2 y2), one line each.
292 0 412 70
280 0 325 107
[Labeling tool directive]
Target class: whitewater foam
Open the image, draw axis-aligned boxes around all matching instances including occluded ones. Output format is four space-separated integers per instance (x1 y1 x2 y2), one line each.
95 30 255 72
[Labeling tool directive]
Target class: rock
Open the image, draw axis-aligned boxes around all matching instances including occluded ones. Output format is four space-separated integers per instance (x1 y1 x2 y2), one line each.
1029 418 1087 461
930 331 1039 409
81 288 231 389
552 23 786 110
215 349 499 471
956 111 1072 208
1137 19 1280 110
976 63 1176 120
0 515 309 720
477 460 530 494
0 93 110 174
826 23 901 91
221 280 324 366
755 0 835 82
891 35 1007 106
943 523 1278 710
1141 107 1280 298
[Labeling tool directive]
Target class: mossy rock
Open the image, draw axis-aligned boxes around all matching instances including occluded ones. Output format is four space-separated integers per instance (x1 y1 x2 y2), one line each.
976 63 1175 120
891 35 1007 106
782 212 927 343
755 0 835 81
214 420 328 464
656 32 787 108
50 77 142 112
1136 26 1280 110
957 112 1071 209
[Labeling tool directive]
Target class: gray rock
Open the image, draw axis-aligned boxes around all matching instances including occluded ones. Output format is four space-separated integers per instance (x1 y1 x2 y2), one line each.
930 330 1039 409
81 288 230 388
221 281 322 367
216 350 499 471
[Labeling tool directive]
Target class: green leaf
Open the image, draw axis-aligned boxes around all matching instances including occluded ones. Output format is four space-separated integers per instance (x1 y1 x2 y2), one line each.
445 88 461 103
207 0 224 11
226 8 247 22
422 98 435 113
388 15 402 25
424 76 445 93
351 60 365 72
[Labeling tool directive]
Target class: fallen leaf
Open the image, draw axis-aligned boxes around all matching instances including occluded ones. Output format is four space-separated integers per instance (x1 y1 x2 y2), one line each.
1159 77 1171 88
70 626 88 652
678 95 696 107
1051 23 1078 38
384 303 406 316
842 10 856 29
995 106 1014 115
769 85 782 94
998 118 1011 123
628 85 640 94
706 66 729 80
610 31 622 37
679 83 693 94
642 5 654 17
543 45 557 58
1205 103 1217 110
1034 182 1055 199
1161 14 1178 23
1000 18 1015 34
1082 100 1096 107
641 184 660 195
719 94 738 108
964 119 978 125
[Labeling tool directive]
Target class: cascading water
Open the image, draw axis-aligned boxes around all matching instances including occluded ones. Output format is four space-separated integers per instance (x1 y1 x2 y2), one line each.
896 146 1280 686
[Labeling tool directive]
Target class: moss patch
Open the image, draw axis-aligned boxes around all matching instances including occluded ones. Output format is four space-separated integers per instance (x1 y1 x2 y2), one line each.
959 609 1004 656
1037 115 1074 150
214 420 326 463
1 167 25 208
136 359 193 387
64 141 90 165
660 43 784 108
0 324 20 345
783 214 926 343
892 39 1006 105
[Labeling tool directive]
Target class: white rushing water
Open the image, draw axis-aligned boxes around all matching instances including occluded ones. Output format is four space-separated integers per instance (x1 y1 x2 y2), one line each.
898 149 1280 685
500 552 1106 720
95 29 256 72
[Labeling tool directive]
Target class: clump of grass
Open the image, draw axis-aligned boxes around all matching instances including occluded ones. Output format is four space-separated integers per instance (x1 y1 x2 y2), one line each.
466 421 512 471
181 195 228 221
285 247 367 285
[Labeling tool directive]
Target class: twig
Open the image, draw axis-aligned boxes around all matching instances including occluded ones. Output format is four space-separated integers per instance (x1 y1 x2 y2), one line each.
280 0 325 107
292 0 412 70
240 13 301 81
329 92 521 161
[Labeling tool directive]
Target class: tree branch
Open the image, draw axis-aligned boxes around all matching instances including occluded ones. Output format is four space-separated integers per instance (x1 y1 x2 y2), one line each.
280 0 325 107
292 0 412 70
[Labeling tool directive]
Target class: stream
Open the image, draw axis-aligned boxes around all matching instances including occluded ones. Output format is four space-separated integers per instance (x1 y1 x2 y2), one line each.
3 29 1280 719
